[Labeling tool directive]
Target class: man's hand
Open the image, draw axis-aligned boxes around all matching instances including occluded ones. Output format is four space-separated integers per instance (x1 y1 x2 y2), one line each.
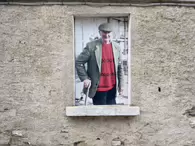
83 79 91 88
118 88 123 95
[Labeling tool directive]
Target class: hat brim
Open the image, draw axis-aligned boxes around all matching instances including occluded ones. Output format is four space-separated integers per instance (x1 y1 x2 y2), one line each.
100 30 112 33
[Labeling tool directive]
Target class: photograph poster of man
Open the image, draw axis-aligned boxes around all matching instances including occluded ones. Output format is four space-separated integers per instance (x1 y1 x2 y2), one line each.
74 16 130 106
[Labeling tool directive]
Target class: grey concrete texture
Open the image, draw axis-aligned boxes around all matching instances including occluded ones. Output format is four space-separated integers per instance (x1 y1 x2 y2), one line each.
0 5 195 146
1 0 195 3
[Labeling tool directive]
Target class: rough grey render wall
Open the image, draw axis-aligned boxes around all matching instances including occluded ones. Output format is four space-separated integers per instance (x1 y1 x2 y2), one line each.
0 5 195 146
1 0 195 3
1 0 195 4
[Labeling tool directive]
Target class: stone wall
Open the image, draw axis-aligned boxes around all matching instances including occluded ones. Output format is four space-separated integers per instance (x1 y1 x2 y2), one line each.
0 4 195 146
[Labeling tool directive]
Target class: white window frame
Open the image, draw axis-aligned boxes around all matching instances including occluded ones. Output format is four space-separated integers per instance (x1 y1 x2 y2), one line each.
66 13 140 116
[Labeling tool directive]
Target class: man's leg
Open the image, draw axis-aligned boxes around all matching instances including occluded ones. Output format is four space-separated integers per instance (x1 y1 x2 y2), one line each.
92 91 107 105
106 86 116 105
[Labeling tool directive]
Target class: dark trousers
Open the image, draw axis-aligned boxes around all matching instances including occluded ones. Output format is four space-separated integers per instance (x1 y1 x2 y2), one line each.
92 86 116 105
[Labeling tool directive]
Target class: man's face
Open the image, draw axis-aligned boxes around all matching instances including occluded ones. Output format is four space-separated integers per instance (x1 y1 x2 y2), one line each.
100 31 112 44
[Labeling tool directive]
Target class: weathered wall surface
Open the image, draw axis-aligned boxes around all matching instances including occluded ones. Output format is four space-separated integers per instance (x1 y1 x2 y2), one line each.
0 4 195 146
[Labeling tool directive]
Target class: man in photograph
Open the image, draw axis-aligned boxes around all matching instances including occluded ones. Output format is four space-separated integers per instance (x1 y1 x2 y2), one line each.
75 23 124 105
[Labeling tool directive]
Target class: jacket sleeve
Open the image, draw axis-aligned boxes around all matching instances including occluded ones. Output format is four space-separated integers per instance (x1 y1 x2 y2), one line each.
117 47 124 90
75 44 91 82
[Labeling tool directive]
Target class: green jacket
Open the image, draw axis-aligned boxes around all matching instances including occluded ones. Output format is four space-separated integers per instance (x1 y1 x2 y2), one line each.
75 39 124 98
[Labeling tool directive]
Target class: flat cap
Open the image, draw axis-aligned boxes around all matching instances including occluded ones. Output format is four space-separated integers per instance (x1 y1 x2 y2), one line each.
98 23 113 32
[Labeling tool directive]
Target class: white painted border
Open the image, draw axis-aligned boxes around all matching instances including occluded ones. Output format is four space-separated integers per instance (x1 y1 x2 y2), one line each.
67 13 140 116
128 14 132 105
72 13 132 106
72 15 76 106
73 13 130 17
66 105 140 116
